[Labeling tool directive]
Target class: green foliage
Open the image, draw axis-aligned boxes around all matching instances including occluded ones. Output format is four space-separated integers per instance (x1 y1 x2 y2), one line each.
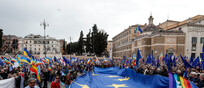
77 31 84 55
12 39 18 50
90 24 109 56
67 42 78 54
86 29 93 54
66 24 108 56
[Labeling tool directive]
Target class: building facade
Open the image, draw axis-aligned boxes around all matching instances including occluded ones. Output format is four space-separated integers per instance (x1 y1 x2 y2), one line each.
112 15 187 58
112 24 146 58
163 15 204 58
18 34 61 55
106 41 113 58
60 39 67 55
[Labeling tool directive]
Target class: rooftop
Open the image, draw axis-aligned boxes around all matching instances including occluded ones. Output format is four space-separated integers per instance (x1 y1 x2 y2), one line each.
164 15 204 30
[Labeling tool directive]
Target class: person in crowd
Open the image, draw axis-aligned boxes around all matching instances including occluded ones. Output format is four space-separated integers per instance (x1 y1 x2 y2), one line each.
42 69 48 88
65 72 72 88
0 56 204 87
51 75 61 88
198 73 204 88
0 69 8 79
25 78 40 88
7 70 16 78
190 72 199 85
15 72 21 88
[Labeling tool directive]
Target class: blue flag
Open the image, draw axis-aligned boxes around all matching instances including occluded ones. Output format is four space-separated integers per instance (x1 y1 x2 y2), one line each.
138 26 143 33
54 56 60 64
202 61 204 70
180 55 192 68
172 57 176 67
0 59 5 66
70 67 198 88
151 55 156 66
63 56 71 66
190 56 194 63
146 54 151 64
192 57 200 68
136 49 142 67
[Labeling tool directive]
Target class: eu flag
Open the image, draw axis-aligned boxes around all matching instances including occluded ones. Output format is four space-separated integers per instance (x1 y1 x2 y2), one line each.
70 67 198 88
70 67 169 88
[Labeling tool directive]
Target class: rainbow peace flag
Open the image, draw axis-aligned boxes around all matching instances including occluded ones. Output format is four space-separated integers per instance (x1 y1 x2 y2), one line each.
48 66 52 71
87 58 91 64
10 57 17 62
159 51 163 64
34 61 43 67
169 73 198 88
30 65 41 82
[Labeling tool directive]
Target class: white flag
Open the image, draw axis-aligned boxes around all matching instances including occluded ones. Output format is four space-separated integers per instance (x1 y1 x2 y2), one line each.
0 78 15 88
12 62 19 68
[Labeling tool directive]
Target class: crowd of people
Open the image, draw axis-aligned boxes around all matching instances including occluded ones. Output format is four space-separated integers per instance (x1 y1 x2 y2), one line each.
0 56 204 88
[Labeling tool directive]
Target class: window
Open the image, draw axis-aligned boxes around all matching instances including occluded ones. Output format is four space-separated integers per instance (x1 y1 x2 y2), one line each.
129 31 131 34
201 37 204 43
192 37 197 44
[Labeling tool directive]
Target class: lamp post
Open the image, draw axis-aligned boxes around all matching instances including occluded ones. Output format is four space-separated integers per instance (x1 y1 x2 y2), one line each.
40 20 49 58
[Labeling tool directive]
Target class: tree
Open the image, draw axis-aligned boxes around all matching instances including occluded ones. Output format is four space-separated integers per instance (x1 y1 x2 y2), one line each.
86 29 93 55
66 42 78 54
77 31 84 55
12 39 18 54
0 29 3 54
91 24 98 55
91 24 109 56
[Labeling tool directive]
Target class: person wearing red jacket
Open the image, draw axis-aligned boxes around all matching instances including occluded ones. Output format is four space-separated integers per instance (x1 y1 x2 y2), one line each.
51 75 61 88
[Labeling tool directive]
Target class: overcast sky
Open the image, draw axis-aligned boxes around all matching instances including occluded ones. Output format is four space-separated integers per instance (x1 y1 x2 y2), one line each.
0 0 204 42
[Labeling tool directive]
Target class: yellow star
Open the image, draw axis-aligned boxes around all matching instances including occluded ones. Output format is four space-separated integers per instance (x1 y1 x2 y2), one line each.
117 77 130 81
92 71 98 76
74 82 90 88
107 84 128 88
107 76 119 78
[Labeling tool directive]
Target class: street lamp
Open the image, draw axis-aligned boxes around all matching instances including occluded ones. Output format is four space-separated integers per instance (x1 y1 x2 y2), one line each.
40 19 49 58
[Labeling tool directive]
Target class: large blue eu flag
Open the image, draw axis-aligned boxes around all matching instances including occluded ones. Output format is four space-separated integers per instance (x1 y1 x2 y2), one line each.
70 67 171 88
